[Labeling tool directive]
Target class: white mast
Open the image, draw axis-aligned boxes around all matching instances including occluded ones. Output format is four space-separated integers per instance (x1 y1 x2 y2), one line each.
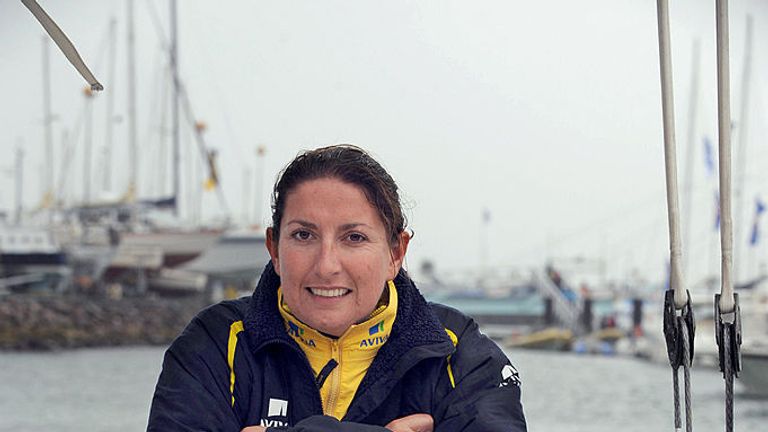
682 39 700 277
42 36 53 222
83 87 95 204
103 17 117 194
254 146 266 227
127 0 137 200
242 168 251 225
14 146 24 226
170 0 180 217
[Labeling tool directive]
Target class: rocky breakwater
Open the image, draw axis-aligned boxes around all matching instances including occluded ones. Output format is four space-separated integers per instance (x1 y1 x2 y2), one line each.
0 294 208 350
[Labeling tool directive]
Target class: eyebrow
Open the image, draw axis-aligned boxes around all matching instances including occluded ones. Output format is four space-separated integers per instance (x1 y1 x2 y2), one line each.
285 220 372 231
285 220 318 229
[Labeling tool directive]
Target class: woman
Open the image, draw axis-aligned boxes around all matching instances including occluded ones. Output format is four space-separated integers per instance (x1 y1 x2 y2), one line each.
148 145 526 431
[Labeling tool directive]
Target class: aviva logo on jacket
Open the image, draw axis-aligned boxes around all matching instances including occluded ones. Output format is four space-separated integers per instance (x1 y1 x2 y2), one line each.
360 320 388 347
287 320 316 348
259 398 290 428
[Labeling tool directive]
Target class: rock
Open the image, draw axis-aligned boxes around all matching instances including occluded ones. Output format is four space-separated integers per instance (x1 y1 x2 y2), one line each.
0 294 208 351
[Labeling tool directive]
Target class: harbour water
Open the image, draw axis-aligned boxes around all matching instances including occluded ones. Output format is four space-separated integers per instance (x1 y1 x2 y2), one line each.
0 346 765 431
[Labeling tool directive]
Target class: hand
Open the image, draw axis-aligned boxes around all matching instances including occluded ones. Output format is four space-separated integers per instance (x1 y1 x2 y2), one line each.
241 427 266 432
385 413 434 432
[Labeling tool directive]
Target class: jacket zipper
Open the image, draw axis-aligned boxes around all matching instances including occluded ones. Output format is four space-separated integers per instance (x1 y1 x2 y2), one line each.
326 339 341 416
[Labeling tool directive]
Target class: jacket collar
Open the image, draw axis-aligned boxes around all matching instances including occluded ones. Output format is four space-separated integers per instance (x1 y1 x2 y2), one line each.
243 262 293 352
277 281 398 357
243 262 453 361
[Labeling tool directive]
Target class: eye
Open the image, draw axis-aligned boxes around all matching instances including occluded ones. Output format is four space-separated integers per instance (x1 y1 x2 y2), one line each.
291 230 313 241
347 232 368 243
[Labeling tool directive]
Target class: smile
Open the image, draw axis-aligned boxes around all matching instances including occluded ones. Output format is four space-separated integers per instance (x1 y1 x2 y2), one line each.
308 287 350 298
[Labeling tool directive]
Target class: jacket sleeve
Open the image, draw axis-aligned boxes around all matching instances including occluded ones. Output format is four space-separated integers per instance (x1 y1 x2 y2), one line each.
268 415 390 431
433 317 527 432
148 310 243 432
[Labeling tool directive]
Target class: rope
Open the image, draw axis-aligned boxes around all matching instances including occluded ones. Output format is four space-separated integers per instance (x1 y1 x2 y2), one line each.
671 317 693 432
723 327 734 432
673 369 681 431
681 319 693 432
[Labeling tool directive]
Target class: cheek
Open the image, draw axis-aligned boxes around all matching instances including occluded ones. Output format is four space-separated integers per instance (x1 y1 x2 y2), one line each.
354 250 394 286
278 247 310 275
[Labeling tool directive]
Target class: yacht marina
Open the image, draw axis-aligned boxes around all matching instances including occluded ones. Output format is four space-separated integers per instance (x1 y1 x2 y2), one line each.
1 346 767 432
3 0 768 430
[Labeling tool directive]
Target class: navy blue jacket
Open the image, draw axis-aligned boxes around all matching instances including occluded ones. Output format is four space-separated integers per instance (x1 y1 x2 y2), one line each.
148 263 526 431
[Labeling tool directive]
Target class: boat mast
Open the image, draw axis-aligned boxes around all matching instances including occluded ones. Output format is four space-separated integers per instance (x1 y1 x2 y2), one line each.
103 17 117 194
682 39 700 277
127 0 137 201
170 0 180 217
242 167 251 225
83 87 95 204
254 146 266 227
15 146 24 226
42 36 53 223
733 15 753 285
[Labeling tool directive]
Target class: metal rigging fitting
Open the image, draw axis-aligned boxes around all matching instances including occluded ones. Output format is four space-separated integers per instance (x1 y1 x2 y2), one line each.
715 293 742 378
664 289 696 370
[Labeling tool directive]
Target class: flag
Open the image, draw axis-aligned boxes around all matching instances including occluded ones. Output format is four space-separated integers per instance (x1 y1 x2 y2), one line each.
714 191 721 230
750 197 766 246
703 136 715 178
482 208 491 224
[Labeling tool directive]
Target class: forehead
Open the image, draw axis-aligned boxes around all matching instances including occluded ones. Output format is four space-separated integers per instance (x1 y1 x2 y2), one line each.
283 178 382 224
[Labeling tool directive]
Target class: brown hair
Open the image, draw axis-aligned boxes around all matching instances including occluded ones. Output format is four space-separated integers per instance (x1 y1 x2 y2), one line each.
270 145 407 248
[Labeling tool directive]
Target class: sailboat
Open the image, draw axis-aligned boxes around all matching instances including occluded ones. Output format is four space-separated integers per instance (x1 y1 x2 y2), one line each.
21 0 231 295
97 0 230 295
0 219 71 295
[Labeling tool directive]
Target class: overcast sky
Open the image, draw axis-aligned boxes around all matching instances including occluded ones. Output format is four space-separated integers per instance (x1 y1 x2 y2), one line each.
3 0 768 288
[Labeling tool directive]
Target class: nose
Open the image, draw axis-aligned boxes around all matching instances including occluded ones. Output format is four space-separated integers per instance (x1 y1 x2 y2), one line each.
314 239 342 278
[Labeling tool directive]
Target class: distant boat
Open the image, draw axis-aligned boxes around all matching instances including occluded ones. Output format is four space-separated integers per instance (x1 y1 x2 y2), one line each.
504 327 574 351
146 229 268 297
740 342 768 397
115 229 223 268
0 225 71 293
101 227 223 292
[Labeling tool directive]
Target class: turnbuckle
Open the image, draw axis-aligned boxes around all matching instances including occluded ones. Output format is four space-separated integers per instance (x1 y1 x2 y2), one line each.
663 289 696 369
715 293 742 378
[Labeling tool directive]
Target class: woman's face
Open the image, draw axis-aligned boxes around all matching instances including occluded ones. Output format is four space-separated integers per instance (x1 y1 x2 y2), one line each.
266 177 408 337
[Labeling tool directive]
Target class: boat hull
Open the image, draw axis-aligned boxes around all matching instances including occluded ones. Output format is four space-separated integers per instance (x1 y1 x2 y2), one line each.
740 351 768 397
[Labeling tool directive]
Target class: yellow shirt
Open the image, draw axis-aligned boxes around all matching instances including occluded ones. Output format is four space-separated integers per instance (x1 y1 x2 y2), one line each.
278 281 398 420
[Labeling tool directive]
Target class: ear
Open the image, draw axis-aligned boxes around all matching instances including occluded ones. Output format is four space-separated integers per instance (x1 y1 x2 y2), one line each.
266 227 281 276
388 231 411 279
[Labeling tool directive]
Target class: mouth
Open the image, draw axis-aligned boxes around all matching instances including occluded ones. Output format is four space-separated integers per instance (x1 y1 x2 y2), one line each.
307 287 351 298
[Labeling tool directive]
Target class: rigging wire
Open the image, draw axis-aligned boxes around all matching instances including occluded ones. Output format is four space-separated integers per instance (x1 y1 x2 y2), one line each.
655 1 696 431
55 99 88 204
714 2 741 432
140 0 231 219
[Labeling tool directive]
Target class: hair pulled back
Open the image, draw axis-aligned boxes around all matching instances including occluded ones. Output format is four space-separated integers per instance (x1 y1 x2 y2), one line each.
271 145 407 248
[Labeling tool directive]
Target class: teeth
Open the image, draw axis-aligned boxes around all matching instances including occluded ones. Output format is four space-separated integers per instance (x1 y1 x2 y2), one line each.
310 288 349 297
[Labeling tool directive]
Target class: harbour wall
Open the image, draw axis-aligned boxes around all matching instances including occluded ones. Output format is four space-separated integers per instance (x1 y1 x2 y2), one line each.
0 294 208 350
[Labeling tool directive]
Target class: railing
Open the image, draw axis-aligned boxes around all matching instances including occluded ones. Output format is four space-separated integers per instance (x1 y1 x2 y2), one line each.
531 270 584 334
